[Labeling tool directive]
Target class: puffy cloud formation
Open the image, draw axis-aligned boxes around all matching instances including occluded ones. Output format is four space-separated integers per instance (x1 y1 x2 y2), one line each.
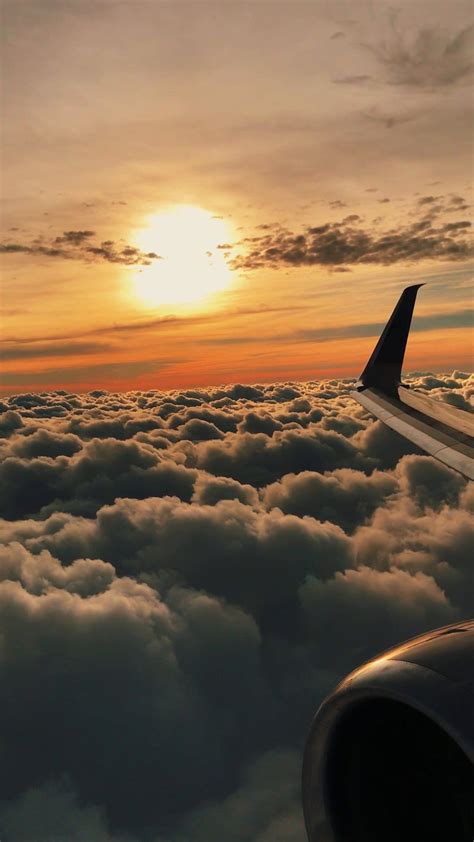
234 209 472 271
0 230 159 266
0 372 472 840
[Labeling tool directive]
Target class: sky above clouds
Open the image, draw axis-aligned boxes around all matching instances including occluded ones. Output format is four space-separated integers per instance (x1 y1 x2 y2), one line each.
1 0 473 392
0 374 473 839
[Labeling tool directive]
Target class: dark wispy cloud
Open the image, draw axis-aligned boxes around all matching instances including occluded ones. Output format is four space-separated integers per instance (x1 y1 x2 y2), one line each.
0 357 182 388
449 195 470 211
286 309 474 343
200 309 474 348
2 305 311 348
362 106 420 129
55 230 96 245
333 73 372 84
234 213 473 271
1 230 160 266
1 341 113 362
338 11 474 92
363 19 474 90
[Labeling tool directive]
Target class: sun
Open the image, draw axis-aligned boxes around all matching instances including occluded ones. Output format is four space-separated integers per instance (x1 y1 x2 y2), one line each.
131 206 235 307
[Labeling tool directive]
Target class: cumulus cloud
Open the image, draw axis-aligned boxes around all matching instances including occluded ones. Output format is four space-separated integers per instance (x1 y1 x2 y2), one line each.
262 468 398 533
300 565 456 674
174 750 305 842
0 436 198 519
0 371 472 840
0 780 130 842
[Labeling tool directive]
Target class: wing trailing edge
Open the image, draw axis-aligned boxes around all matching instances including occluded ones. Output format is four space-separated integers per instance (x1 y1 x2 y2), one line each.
351 286 474 480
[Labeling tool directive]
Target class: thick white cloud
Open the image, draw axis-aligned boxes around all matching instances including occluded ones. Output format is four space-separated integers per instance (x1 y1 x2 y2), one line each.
0 372 472 840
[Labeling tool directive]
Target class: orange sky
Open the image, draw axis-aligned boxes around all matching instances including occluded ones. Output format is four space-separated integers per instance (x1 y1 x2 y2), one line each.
1 0 473 393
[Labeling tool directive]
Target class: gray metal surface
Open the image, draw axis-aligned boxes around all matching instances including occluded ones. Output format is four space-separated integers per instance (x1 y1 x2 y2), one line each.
352 386 474 479
302 621 474 842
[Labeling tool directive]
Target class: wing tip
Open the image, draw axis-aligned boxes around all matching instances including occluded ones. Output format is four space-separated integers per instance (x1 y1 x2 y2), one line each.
357 284 425 394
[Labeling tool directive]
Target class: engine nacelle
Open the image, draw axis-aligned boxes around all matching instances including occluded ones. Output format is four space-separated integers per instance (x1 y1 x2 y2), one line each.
302 621 474 842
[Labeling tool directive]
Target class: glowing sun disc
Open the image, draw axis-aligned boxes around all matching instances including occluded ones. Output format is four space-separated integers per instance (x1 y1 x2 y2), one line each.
131 206 234 307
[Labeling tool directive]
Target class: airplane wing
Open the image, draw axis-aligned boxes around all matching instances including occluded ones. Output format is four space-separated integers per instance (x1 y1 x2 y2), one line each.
350 285 474 480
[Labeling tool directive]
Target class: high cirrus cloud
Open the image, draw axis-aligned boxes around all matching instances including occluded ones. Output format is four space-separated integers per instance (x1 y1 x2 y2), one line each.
364 19 474 90
335 11 474 92
0 372 472 840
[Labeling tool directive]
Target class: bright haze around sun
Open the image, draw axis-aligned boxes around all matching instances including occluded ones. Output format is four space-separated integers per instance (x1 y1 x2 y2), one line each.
131 206 235 307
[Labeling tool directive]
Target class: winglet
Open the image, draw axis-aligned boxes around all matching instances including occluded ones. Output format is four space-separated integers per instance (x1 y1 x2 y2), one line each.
356 284 424 395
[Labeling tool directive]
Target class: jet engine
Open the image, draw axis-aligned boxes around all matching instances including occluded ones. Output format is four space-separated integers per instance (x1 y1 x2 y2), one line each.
302 621 474 842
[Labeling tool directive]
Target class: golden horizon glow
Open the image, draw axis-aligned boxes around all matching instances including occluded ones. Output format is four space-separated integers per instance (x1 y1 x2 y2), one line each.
131 206 235 307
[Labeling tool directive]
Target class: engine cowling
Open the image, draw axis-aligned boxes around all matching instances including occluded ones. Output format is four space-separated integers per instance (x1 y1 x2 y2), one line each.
302 621 474 842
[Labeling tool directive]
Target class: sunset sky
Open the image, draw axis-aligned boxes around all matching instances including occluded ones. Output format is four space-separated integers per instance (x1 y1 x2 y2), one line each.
2 0 473 393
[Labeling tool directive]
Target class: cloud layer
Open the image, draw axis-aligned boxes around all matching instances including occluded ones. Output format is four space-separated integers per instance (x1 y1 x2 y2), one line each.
0 372 473 840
